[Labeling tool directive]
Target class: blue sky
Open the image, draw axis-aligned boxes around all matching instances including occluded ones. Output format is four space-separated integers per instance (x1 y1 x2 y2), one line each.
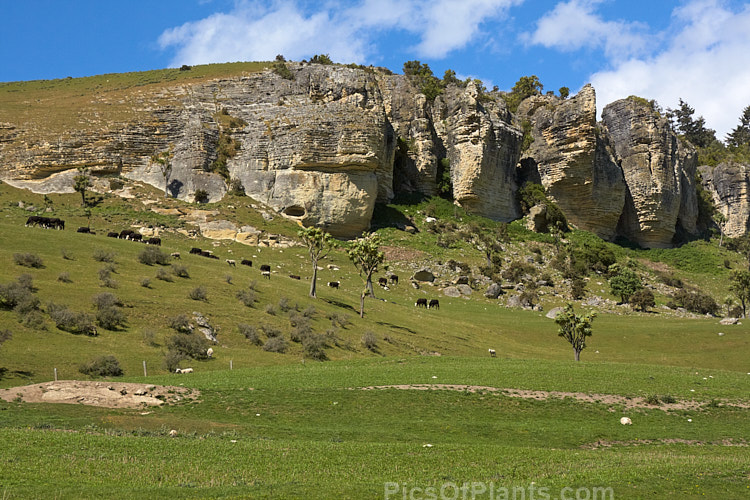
2 0 749 137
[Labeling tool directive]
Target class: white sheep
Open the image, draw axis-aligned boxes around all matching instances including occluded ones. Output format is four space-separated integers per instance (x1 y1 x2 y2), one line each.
226 259 236 267
175 367 194 374
620 417 632 425
171 252 181 260
206 347 214 358
488 348 496 357
169 429 178 437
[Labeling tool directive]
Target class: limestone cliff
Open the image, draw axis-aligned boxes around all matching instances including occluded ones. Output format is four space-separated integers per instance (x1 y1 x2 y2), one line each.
601 98 697 248
517 85 625 240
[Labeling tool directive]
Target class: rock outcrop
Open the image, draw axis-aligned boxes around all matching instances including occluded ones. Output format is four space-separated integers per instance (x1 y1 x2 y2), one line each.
699 162 750 237
518 85 625 240
601 98 697 248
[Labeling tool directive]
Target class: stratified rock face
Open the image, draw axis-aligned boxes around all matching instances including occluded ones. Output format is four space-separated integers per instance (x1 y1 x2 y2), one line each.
518 85 625 240
434 82 523 221
602 98 697 248
700 162 750 237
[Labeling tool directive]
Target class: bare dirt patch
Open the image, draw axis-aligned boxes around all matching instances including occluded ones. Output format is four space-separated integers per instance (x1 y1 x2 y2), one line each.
382 246 427 263
0 380 199 409
357 384 749 412
581 438 749 450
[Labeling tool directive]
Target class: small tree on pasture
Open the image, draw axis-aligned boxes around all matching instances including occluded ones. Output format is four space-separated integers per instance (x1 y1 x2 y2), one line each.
73 167 91 207
298 226 336 298
713 212 727 247
347 233 385 318
729 270 750 318
555 303 596 362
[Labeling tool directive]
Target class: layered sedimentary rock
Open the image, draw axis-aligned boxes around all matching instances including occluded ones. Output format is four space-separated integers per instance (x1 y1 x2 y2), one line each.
601 98 697 248
517 85 625 240
433 82 523 221
699 162 750 237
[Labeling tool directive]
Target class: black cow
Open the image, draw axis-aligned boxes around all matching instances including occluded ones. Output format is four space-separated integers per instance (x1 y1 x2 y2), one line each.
130 233 143 242
415 298 428 308
260 264 271 279
25 216 41 227
240 259 253 267
146 237 161 246
107 232 119 238
428 299 440 309
48 218 64 230
77 226 92 234
200 250 212 258
190 247 202 255
327 281 340 289
119 229 134 239
390 274 399 285
378 277 388 287
289 274 301 280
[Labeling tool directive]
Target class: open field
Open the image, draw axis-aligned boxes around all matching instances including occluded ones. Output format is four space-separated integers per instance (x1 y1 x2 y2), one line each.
0 180 749 498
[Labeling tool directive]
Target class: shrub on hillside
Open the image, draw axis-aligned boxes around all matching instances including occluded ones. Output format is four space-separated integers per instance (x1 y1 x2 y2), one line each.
236 288 257 307
260 323 282 338
630 288 656 312
92 249 116 263
168 314 192 333
171 264 190 278
166 332 209 360
95 306 127 330
138 246 170 266
668 289 719 315
78 355 123 377
156 268 173 282
47 302 96 335
302 333 328 360
57 272 72 283
238 324 262 345
361 331 378 351
13 253 44 268
0 277 35 310
188 286 208 301
262 336 288 353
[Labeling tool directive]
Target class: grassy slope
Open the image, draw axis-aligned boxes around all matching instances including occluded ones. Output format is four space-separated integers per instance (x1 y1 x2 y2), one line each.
0 61 269 136
0 181 749 498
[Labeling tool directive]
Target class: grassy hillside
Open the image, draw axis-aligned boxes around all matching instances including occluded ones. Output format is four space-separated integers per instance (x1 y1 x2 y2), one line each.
1 179 749 498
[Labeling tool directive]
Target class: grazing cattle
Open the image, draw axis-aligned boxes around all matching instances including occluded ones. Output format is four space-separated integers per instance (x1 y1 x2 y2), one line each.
209 254 219 260
415 298 428 308
119 229 134 239
488 348 496 357
378 277 388 287
107 232 119 238
130 233 143 242
190 247 202 255
620 417 632 425
77 226 92 234
226 259 236 267
240 259 252 267
327 281 340 289
390 274 399 285
47 217 64 230
25 215 40 227
289 274 301 280
428 299 440 309
260 264 271 279
200 250 211 257
146 237 161 246
175 367 194 374
171 252 181 260
206 348 214 358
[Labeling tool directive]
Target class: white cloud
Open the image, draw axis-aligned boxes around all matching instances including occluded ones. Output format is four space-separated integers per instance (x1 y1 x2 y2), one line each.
158 0 522 66
590 0 750 138
523 0 651 60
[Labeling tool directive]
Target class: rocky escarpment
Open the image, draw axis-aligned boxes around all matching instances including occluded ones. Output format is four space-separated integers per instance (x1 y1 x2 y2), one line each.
0 63 727 244
602 98 697 248
517 85 625 240
699 162 750 238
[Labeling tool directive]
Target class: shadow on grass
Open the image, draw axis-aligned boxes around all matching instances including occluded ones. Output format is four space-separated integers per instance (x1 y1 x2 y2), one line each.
375 321 416 334
324 299 357 312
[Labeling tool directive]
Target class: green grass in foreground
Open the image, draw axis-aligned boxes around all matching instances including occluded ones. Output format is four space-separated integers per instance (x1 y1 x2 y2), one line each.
0 357 748 498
